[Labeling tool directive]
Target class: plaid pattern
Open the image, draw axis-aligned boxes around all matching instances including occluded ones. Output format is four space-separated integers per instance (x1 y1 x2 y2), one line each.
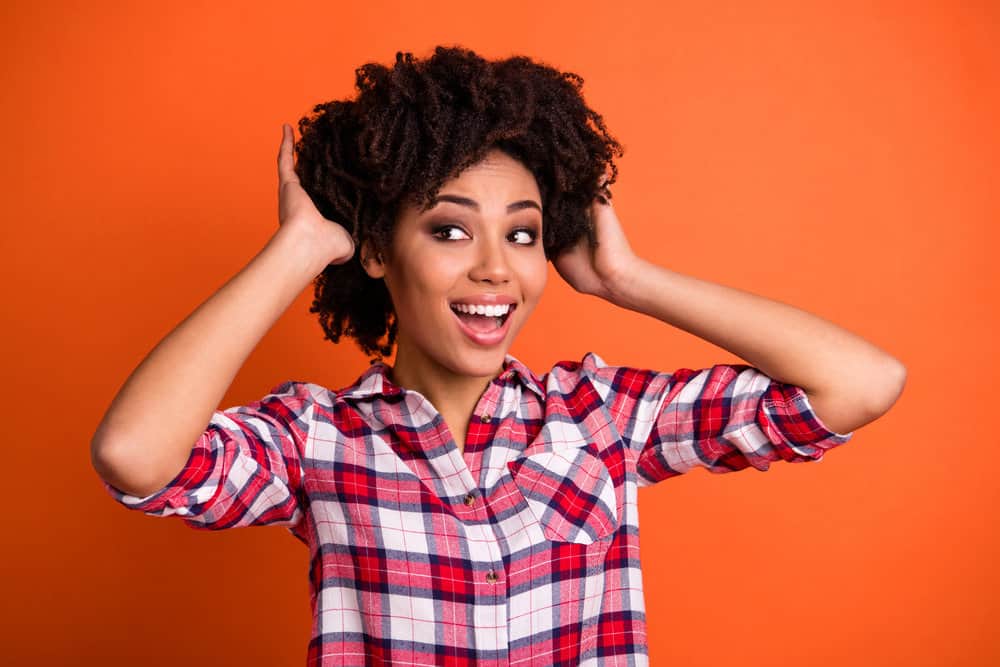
102 352 853 666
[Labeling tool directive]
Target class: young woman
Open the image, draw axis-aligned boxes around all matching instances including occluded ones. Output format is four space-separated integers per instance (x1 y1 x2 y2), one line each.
91 46 906 666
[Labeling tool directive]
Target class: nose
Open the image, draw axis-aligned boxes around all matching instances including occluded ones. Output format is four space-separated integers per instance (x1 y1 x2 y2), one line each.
468 236 511 284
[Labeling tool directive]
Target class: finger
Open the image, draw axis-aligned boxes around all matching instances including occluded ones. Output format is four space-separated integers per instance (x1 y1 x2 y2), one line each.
592 203 630 252
277 123 299 186
596 173 613 206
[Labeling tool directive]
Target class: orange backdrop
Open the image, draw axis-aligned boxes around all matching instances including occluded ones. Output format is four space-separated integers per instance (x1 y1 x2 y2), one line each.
3 1 997 665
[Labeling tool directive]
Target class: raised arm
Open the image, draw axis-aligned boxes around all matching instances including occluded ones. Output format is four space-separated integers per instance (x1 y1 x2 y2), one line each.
553 193 906 436
90 124 354 497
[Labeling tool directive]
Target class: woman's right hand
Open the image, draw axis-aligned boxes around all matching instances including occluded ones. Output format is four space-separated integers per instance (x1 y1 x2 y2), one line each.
276 123 356 267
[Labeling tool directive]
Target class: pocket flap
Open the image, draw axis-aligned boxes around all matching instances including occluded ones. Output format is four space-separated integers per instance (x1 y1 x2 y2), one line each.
507 442 618 544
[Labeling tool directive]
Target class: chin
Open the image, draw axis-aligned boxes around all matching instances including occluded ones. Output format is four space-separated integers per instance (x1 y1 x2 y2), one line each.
442 346 510 379
396 310 528 381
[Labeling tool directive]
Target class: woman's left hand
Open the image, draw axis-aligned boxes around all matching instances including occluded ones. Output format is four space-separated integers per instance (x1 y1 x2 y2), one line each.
553 193 640 303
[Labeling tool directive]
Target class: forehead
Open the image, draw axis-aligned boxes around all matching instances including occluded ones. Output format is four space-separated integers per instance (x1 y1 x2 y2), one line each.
429 149 540 203
388 148 543 238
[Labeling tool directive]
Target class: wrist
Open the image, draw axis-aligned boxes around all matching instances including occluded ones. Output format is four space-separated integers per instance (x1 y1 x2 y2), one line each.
267 224 336 280
603 255 650 310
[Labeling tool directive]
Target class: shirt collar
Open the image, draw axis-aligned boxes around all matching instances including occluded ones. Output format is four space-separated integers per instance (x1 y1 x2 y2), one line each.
338 354 545 401
500 354 546 397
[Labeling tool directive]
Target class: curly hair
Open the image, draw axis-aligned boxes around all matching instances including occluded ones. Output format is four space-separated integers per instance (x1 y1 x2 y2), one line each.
294 45 624 358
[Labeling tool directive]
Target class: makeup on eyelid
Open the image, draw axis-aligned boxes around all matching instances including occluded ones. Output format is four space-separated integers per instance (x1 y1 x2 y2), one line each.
367 148 548 384
429 224 539 245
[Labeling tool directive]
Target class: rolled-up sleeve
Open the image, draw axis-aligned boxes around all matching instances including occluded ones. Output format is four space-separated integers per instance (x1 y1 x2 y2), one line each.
581 354 854 488
101 381 312 529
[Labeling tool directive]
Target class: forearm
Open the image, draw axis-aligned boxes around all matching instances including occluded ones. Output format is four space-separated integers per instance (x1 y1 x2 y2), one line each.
608 258 906 433
91 226 327 495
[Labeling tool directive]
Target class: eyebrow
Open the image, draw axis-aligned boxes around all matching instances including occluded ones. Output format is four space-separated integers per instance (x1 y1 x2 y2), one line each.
426 194 542 214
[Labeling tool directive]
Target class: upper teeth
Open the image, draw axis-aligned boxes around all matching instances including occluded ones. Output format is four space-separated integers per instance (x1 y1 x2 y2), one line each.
452 303 512 317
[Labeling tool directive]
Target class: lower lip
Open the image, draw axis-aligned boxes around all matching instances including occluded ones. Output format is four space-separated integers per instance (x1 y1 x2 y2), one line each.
451 308 515 346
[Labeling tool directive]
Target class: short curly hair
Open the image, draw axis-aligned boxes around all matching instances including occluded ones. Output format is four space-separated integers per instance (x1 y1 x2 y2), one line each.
294 45 623 358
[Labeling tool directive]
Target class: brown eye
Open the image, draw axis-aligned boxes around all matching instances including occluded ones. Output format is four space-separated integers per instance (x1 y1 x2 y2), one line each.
508 228 537 245
432 225 471 241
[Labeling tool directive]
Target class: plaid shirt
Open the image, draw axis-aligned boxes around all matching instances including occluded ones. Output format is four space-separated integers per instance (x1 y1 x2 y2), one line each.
102 352 853 666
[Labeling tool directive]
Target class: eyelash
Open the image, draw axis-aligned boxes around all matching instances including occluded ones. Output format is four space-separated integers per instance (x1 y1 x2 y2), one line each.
509 228 538 245
431 224 538 246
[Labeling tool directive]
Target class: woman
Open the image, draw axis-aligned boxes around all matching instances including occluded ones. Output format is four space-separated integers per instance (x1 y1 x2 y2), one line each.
91 46 906 666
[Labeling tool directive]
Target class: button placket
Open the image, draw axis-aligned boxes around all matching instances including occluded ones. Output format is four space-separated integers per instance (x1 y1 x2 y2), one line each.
463 383 500 478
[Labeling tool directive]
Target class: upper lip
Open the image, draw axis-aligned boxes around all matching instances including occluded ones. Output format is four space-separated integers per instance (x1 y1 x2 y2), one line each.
449 295 518 306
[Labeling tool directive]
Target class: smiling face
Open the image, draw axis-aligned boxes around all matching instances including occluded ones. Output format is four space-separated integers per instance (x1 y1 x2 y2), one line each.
362 148 548 384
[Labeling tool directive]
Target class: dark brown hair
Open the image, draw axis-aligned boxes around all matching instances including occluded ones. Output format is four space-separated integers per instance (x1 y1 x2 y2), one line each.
294 45 623 358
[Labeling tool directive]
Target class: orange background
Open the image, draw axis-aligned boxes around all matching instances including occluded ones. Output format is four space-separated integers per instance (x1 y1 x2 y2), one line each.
3 1 997 665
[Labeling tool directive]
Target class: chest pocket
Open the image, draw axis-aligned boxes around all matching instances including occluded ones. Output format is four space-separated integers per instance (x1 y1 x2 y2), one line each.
507 442 619 545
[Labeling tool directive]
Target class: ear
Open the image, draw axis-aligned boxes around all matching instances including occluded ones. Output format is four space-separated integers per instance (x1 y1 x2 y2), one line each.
360 240 386 279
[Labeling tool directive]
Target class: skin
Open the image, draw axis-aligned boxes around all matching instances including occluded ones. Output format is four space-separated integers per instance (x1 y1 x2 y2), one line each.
555 196 907 435
363 151 907 449
361 149 548 449
90 125 356 496
92 123 905 498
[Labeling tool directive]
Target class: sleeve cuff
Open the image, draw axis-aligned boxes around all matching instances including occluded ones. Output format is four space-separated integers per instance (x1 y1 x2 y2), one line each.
792 388 855 442
101 431 216 511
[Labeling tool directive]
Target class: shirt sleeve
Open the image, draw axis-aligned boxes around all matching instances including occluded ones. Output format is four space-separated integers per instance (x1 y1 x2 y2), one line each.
100 380 313 529
580 353 855 488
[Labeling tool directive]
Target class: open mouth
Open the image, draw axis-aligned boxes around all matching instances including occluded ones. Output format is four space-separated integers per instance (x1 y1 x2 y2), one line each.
449 302 517 331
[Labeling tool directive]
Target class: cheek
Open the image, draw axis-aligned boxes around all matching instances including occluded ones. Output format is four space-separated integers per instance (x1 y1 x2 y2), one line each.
384 257 460 312
517 255 548 300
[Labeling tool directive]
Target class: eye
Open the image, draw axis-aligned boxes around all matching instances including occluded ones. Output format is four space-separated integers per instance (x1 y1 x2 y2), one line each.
508 228 538 246
431 224 471 241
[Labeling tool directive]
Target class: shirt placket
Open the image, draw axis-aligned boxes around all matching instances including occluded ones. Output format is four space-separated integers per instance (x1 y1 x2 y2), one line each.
456 377 511 663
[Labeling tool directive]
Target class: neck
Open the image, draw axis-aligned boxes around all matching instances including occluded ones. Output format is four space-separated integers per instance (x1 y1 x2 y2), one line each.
388 339 501 436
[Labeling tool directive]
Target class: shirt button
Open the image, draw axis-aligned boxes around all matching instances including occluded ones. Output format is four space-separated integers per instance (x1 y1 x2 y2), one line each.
485 571 498 583
479 412 491 423
463 492 476 506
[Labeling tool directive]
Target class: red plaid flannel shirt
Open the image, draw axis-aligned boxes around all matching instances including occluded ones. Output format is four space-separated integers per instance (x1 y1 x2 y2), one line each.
102 352 853 666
